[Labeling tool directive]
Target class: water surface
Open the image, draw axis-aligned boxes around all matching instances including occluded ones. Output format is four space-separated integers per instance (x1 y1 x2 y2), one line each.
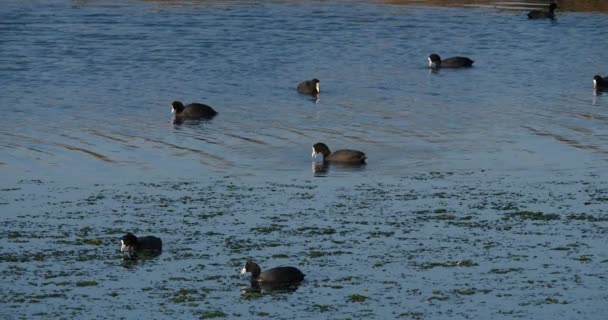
1 0 608 319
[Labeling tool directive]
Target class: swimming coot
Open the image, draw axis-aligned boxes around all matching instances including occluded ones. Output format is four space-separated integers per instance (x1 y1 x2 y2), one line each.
171 101 217 120
312 142 366 164
594 75 608 90
297 79 320 95
120 232 162 259
428 54 474 69
527 3 557 19
240 260 305 284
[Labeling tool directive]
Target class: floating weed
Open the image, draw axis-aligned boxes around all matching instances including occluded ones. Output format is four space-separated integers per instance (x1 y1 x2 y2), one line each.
7 232 24 239
297 227 336 235
176 288 198 295
490 268 524 274
420 260 477 269
453 288 492 296
551 246 571 251
43 271 73 279
250 225 283 234
492 202 519 211
32 253 45 261
75 281 98 287
336 276 358 282
30 293 66 299
504 211 560 221
171 295 191 303
322 284 344 289
80 238 103 245
199 310 226 319
0 254 26 262
171 288 205 303
347 294 368 302
293 192 314 200
311 304 332 312
427 296 449 302
398 311 424 319
567 213 608 222
542 297 569 305
43 281 71 286
418 214 457 221
307 250 350 258
257 312 270 316
574 256 592 262
241 292 263 300
368 231 394 238
225 237 281 252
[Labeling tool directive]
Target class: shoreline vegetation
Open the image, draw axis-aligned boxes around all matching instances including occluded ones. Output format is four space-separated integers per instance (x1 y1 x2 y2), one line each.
382 0 608 12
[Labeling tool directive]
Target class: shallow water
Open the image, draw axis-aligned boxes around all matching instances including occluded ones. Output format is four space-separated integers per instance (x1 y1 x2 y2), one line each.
1 0 608 319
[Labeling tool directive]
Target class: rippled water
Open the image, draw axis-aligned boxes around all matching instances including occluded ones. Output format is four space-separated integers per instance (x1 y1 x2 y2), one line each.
1 1 608 319
2 0 608 181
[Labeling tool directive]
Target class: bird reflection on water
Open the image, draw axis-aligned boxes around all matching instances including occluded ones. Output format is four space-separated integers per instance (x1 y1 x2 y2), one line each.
312 162 367 177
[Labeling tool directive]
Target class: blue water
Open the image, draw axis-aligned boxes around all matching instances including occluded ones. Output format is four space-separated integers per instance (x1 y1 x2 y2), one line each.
1 1 608 319
2 0 608 182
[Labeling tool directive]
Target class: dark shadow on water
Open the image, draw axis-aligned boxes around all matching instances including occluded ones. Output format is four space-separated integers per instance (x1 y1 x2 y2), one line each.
593 88 608 105
312 162 366 177
594 88 608 95
240 281 303 295
121 251 162 269
171 117 216 125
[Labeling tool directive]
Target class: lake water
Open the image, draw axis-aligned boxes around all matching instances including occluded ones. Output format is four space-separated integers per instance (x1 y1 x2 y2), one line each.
1 0 608 319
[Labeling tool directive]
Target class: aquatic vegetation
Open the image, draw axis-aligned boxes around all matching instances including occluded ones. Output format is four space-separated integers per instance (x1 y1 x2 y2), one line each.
2 171 607 319
80 238 103 245
250 225 284 234
75 281 98 287
347 294 368 303
427 296 449 302
452 288 492 295
199 311 226 319
490 268 524 274
504 211 560 221
420 260 478 269
241 292 263 300
398 311 424 319
574 256 592 262
311 304 332 312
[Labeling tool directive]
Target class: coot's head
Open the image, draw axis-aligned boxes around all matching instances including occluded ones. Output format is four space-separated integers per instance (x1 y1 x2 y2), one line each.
312 142 331 161
240 259 261 278
120 233 138 257
428 54 441 68
312 79 320 95
171 101 185 114
549 3 557 11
